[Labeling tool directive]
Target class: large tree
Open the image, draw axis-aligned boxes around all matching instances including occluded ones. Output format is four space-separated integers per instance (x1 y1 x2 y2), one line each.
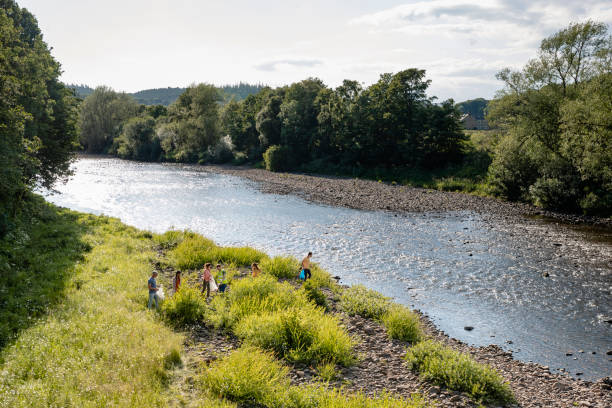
488 20 611 214
78 86 139 153
0 0 78 223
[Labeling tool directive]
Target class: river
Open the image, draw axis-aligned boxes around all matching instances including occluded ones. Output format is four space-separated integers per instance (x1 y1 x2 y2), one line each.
44 157 612 380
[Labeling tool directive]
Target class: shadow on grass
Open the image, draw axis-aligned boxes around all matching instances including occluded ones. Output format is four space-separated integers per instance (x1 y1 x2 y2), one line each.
0 195 92 351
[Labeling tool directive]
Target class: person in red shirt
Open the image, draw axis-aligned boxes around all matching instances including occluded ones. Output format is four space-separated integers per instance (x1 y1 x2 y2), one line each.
201 263 212 298
173 270 181 294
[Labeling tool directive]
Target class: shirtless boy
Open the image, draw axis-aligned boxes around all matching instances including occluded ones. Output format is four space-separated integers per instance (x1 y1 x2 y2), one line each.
301 252 312 280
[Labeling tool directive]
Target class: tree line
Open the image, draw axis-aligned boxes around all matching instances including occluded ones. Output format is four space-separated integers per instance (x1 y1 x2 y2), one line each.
79 70 467 172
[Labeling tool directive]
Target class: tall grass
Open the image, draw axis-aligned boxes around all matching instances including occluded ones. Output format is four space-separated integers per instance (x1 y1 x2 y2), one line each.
340 285 391 320
162 285 208 327
261 255 300 279
405 340 515 404
381 305 423 343
235 307 354 366
0 204 183 407
170 234 266 269
200 346 432 408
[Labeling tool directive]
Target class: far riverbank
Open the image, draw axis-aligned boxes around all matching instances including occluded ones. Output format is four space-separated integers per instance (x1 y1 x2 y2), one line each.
200 164 612 227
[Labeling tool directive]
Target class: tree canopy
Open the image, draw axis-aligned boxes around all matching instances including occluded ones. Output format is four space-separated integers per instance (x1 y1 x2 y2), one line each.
487 20 611 215
0 0 78 230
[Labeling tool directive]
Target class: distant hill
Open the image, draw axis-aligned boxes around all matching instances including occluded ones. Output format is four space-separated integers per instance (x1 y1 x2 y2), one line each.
68 84 94 99
456 98 489 120
67 83 266 105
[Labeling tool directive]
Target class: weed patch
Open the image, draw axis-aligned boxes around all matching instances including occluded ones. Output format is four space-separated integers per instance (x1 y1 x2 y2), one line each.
261 255 300 279
381 305 423 343
405 340 515 404
340 285 391 320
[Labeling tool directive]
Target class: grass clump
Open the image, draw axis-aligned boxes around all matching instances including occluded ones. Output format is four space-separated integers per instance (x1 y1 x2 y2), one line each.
200 346 292 407
405 340 516 404
340 285 391 320
261 255 299 279
381 305 423 343
316 361 338 382
153 229 191 249
235 307 354 366
0 200 184 407
211 275 309 328
162 285 208 327
170 234 266 269
200 346 432 408
302 280 328 309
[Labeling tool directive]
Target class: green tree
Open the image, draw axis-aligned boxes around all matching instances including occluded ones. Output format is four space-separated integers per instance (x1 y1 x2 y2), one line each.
488 20 611 215
78 86 139 153
112 116 160 161
0 0 78 225
164 83 222 162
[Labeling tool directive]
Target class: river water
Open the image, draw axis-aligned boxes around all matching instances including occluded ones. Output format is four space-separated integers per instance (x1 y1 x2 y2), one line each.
45 157 612 380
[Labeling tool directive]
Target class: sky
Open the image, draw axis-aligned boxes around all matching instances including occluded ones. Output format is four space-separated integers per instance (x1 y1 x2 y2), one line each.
18 0 612 101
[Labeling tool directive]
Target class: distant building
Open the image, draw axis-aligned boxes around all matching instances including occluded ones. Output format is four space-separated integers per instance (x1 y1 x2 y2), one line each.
460 113 489 130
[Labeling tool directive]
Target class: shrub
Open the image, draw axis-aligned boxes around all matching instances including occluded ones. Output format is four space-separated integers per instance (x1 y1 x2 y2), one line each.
405 340 515 404
234 307 354 366
261 255 299 279
263 145 293 172
199 346 292 407
170 234 266 269
153 230 190 249
308 263 334 290
303 280 328 309
340 285 391 320
162 285 208 327
381 305 423 343
316 362 338 382
212 275 310 328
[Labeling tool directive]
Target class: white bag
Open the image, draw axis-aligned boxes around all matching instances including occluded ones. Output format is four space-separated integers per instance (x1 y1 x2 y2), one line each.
209 277 218 292
157 285 165 301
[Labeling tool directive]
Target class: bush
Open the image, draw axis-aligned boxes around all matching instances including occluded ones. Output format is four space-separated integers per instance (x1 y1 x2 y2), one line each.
405 340 515 404
211 275 310 328
263 145 293 172
381 305 423 343
302 280 328 309
153 229 190 249
340 285 391 320
162 285 208 327
170 234 266 269
199 346 292 407
234 307 354 366
261 256 299 279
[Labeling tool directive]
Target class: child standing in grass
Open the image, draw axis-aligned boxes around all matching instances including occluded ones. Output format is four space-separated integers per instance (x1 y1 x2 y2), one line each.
148 271 160 309
172 270 181 294
251 262 261 278
202 263 212 298
216 264 228 293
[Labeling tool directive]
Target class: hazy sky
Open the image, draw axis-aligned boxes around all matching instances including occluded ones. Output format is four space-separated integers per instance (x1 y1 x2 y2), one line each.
18 0 612 101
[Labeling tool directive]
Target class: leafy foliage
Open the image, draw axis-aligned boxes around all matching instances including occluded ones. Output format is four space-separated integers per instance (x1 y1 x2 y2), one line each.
264 145 293 172
488 20 611 215
0 1 78 227
260 255 300 279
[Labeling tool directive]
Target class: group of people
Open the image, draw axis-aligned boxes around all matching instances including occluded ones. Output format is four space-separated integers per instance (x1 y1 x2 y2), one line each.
147 251 313 309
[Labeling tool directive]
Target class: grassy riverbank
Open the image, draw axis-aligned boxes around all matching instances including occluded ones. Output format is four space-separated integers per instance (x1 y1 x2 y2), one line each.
0 196 516 407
